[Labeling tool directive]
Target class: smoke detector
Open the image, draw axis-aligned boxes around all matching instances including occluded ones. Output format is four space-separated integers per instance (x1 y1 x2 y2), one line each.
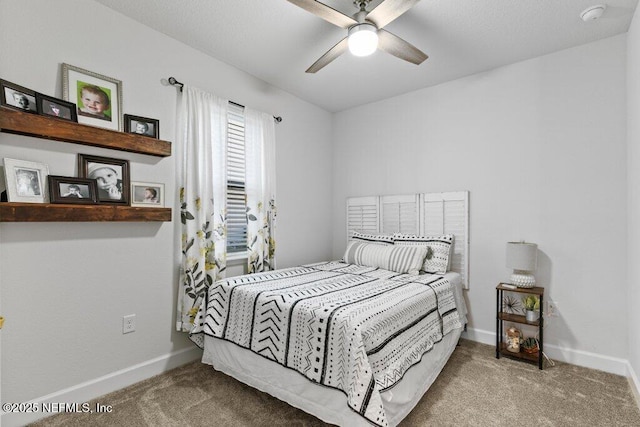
581 4 606 22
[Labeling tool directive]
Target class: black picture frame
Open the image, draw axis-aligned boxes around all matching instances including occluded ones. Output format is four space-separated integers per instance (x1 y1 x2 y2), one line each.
0 79 38 114
77 154 130 205
124 114 160 139
48 175 98 204
36 93 77 122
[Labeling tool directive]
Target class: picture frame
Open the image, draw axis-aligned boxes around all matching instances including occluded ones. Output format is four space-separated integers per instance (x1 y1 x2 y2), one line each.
77 154 130 205
62 63 123 131
0 79 38 114
131 181 165 207
124 114 160 139
2 158 49 203
36 93 77 122
48 175 98 204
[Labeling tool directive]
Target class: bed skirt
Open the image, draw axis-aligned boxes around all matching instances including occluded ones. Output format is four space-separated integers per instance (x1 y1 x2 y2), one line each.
202 320 464 426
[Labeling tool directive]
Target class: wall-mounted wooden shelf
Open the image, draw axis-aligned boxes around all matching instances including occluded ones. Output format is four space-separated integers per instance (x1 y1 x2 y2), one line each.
0 107 173 222
0 203 172 222
0 107 171 157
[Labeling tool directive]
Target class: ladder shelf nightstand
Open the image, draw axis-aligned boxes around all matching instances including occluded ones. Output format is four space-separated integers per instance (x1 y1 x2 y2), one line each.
496 283 544 370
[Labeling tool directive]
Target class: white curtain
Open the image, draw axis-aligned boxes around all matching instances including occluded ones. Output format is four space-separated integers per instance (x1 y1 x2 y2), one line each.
176 86 229 332
244 108 277 273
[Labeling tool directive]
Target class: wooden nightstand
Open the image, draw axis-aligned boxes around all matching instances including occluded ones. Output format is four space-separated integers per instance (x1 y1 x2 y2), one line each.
496 283 544 369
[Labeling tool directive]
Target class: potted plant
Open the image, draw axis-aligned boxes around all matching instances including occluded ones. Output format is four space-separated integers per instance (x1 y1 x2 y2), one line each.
522 337 539 354
521 295 540 322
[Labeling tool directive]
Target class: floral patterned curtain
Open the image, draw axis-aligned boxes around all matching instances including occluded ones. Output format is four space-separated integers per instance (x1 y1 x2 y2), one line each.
176 86 229 332
244 108 277 273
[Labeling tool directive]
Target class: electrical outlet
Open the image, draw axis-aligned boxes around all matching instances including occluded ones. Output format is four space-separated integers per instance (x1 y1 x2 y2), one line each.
547 301 559 317
123 314 136 334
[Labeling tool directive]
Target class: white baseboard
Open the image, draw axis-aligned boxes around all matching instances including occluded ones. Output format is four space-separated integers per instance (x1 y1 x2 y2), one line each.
461 326 495 346
462 327 629 376
1 346 202 427
628 362 640 410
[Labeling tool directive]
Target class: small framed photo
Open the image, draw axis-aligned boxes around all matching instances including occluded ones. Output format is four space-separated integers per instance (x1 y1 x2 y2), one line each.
2 158 49 203
131 182 164 207
36 93 77 122
77 154 130 205
48 176 98 204
124 114 159 139
62 63 123 131
0 79 38 114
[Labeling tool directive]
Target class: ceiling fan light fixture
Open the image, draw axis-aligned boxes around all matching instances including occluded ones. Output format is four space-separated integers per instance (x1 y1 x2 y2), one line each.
348 23 378 57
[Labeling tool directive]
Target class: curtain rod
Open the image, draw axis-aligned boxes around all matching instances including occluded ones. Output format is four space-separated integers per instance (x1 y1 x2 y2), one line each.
167 77 283 123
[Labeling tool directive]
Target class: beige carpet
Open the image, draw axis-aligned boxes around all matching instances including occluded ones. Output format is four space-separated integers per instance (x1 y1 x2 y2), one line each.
32 340 640 426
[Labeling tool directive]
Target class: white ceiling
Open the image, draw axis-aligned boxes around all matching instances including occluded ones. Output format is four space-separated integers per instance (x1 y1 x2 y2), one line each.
95 0 638 112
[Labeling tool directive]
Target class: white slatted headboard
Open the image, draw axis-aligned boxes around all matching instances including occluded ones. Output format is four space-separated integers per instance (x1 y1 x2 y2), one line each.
346 196 380 234
420 191 469 289
380 194 419 235
346 191 470 289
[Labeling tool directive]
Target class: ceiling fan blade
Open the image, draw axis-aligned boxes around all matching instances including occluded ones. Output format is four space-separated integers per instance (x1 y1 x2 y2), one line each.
378 29 428 65
287 0 357 29
366 0 421 29
306 37 349 73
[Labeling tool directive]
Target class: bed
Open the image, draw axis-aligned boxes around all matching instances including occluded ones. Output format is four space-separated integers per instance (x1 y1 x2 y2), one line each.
189 191 469 426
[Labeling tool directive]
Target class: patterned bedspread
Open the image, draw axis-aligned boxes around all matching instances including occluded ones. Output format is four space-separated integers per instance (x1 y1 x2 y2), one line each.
190 261 462 427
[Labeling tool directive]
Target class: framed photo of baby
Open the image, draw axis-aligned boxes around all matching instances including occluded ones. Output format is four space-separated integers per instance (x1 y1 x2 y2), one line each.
2 158 50 203
131 182 164 207
62 63 123 131
124 114 160 139
0 79 38 114
36 93 77 122
48 176 98 204
77 154 130 205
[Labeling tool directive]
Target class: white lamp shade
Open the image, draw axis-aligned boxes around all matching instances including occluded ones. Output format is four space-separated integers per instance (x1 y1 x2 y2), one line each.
506 242 537 271
348 24 378 57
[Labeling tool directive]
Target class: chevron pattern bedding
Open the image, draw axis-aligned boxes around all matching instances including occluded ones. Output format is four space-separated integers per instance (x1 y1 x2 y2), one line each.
190 261 462 427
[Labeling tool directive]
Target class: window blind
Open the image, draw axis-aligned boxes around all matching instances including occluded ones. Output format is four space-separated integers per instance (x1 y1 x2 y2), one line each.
226 102 247 254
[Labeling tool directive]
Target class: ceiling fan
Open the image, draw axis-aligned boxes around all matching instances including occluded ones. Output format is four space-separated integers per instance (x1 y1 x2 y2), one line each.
287 0 428 73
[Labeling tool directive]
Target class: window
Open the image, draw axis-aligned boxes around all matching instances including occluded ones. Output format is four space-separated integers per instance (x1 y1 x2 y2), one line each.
226 102 247 256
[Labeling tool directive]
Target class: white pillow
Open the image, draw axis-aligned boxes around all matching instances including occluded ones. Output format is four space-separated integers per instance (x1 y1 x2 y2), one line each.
350 231 394 245
392 233 454 274
343 241 427 275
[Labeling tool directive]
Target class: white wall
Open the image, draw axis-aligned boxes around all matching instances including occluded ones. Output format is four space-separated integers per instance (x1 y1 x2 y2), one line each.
627 5 640 396
332 35 628 369
0 0 333 406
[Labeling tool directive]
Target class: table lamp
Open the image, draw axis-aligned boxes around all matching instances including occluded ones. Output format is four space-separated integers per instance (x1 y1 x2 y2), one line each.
506 241 538 288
